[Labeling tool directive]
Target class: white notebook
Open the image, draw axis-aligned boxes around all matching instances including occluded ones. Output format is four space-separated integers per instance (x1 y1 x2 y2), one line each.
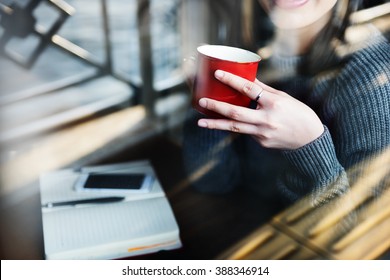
40 161 182 260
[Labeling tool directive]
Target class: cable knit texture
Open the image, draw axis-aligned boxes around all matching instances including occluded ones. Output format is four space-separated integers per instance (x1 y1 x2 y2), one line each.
182 34 390 204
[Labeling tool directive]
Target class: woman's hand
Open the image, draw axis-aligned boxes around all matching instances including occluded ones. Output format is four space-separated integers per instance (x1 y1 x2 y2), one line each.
197 70 324 150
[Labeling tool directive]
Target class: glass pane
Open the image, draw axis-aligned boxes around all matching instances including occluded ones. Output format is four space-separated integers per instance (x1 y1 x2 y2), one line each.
151 0 182 88
33 1 61 34
108 0 141 83
57 0 105 64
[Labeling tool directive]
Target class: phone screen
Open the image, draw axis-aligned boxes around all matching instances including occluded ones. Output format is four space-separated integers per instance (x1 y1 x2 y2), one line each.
75 173 154 192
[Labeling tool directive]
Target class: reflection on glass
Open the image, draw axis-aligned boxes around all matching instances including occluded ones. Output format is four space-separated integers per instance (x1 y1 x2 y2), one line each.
182 0 390 260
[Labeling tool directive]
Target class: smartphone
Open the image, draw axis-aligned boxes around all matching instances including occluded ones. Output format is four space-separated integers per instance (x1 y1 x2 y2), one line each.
74 172 154 193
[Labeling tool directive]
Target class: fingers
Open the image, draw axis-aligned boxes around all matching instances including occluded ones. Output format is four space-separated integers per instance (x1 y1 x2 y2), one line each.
198 98 264 124
198 118 259 135
254 79 282 95
214 70 283 105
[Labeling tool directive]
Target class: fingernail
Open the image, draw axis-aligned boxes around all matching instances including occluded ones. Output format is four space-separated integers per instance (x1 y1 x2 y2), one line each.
199 98 207 108
215 70 224 79
198 120 208 128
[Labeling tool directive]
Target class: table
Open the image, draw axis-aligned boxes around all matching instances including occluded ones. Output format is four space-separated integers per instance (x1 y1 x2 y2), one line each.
0 136 284 260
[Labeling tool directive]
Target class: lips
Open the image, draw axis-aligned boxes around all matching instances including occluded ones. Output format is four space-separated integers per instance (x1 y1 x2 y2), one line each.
274 0 309 9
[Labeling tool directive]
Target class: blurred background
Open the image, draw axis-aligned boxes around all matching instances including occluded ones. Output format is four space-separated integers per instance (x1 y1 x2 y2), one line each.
0 0 389 260
0 0 256 196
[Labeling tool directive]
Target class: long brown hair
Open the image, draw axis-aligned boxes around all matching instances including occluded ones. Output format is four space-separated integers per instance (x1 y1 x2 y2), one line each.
304 0 362 75
243 0 363 75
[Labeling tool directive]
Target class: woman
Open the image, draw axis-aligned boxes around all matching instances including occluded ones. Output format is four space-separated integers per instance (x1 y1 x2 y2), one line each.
183 0 390 208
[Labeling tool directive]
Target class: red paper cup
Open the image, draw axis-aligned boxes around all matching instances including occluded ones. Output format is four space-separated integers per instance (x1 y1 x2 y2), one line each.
192 45 261 117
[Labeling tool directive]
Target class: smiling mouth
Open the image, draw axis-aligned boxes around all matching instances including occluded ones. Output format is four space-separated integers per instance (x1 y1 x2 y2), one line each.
274 0 309 9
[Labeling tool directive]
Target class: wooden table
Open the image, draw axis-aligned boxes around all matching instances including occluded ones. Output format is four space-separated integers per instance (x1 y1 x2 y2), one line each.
1 113 389 260
0 135 284 260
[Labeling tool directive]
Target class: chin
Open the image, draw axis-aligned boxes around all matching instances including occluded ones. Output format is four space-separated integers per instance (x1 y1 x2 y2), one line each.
261 0 337 30
270 6 335 30
269 10 318 30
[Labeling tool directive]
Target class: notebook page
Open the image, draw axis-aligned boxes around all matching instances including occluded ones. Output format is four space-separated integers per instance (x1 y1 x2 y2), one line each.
42 197 179 259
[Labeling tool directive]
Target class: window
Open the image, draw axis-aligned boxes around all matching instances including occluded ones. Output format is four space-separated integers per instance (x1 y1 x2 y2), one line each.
0 0 186 144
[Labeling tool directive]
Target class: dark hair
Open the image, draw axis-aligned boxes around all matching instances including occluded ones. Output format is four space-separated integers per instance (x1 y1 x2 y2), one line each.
246 0 363 75
304 0 363 75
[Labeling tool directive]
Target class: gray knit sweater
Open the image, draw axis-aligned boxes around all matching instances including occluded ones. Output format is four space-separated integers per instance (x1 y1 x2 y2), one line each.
182 34 390 205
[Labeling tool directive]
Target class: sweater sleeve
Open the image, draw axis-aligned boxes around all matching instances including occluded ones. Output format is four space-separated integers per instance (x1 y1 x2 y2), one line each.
280 126 349 205
278 37 390 205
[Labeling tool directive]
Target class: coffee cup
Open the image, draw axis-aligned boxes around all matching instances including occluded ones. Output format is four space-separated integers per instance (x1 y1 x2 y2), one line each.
192 45 261 117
